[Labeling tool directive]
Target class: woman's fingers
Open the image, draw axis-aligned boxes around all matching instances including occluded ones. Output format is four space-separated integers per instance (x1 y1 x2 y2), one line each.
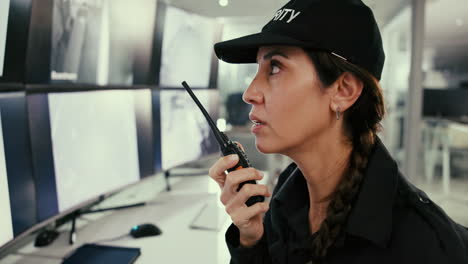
229 201 270 228
208 160 269 245
209 155 271 239
220 168 265 205
225 183 271 210
208 154 239 188
225 168 264 191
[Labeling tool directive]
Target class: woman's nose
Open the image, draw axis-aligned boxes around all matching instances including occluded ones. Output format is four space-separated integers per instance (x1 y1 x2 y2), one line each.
243 78 264 105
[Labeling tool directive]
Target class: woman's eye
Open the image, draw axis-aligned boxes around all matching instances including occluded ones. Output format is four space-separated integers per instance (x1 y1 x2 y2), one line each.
270 61 281 75
271 65 280 75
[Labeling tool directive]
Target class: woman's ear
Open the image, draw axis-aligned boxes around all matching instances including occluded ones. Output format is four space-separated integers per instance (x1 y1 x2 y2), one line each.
330 72 363 113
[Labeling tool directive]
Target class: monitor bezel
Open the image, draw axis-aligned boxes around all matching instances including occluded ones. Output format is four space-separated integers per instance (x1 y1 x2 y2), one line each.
0 0 33 85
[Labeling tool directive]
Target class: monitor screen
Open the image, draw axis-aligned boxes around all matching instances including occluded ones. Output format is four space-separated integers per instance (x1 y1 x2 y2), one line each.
159 6 217 88
0 109 13 247
48 90 140 212
160 89 220 170
50 0 156 85
423 88 468 119
0 0 10 77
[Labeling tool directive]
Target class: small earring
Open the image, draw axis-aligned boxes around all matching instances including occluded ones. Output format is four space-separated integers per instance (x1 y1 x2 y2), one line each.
336 107 341 120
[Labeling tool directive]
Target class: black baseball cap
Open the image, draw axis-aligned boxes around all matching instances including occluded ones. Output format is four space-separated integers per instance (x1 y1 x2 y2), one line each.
214 0 385 80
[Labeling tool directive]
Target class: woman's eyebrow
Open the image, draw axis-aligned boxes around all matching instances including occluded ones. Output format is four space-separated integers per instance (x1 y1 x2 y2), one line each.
257 50 289 63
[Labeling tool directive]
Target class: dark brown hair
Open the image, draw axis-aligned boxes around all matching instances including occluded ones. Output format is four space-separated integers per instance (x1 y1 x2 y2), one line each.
305 51 385 262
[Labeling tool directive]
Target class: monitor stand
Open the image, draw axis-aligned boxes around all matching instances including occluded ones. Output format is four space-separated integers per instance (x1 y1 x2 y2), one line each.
33 202 147 247
67 202 146 245
164 167 210 191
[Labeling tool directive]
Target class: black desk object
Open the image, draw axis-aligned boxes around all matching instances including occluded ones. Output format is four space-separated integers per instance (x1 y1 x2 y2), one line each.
62 244 141 264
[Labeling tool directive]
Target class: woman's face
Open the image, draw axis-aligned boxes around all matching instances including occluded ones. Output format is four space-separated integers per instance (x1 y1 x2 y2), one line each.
244 46 335 154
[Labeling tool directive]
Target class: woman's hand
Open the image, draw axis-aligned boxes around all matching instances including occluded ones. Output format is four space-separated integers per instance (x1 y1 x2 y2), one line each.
209 153 271 247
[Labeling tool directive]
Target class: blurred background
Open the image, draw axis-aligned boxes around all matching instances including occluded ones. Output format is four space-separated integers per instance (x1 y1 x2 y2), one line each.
0 0 467 263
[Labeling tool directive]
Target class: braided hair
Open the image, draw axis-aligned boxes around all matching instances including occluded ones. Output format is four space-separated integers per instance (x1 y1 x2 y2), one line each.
305 51 386 262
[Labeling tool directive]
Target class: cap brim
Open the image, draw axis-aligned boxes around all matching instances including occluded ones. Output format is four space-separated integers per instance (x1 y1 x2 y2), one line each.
214 32 312 64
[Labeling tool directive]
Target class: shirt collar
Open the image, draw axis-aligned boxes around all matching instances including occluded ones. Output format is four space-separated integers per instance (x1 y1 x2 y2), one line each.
271 137 399 248
270 166 310 244
273 166 307 211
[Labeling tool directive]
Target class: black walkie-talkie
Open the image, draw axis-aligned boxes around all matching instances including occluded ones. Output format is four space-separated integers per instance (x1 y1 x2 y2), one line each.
182 81 264 207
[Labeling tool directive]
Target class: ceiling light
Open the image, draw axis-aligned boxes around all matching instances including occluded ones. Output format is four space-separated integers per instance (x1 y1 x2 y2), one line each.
219 0 228 7
456 19 464 26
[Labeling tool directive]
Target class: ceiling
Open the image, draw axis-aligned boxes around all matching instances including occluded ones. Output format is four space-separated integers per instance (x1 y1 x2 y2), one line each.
425 0 468 46
423 0 468 71
163 0 468 72
163 0 409 27
162 0 467 42
164 0 286 18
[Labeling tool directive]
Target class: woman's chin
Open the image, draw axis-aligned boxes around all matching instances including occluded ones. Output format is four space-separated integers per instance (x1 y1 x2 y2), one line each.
255 139 278 154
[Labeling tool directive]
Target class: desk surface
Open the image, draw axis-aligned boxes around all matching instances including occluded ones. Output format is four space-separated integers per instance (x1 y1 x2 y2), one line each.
0 174 232 264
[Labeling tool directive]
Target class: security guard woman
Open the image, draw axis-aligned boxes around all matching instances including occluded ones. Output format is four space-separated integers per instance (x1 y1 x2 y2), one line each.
208 0 468 263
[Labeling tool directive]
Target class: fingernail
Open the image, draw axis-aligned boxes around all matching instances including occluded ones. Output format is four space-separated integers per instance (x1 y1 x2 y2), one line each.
229 154 238 161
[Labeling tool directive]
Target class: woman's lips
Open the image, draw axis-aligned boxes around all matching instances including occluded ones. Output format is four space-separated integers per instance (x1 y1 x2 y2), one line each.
249 114 267 133
251 122 266 133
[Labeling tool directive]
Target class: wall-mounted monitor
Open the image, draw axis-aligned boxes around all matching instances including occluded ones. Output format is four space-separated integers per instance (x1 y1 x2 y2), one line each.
423 88 468 121
50 90 140 212
1 87 157 253
28 89 144 220
27 0 157 86
160 89 220 170
158 5 220 88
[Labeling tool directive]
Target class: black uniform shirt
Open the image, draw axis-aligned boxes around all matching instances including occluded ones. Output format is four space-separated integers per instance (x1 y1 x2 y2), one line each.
225 137 468 264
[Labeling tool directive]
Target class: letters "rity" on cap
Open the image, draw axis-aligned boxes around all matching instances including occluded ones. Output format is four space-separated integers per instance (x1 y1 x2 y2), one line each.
272 9 301 23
